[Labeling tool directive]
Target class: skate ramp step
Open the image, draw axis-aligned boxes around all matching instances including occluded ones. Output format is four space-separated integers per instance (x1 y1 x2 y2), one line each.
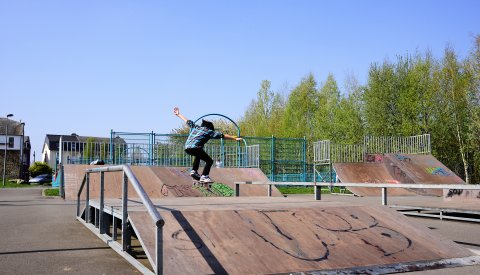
64 165 278 200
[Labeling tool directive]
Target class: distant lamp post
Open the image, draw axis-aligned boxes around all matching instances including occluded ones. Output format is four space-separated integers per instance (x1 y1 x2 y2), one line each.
19 122 25 180
2 113 14 187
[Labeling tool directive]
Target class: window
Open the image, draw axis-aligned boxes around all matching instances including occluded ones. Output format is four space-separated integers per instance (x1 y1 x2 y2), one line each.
8 137 14 148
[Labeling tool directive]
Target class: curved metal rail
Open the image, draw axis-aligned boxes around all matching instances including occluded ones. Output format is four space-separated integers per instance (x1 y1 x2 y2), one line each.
76 164 164 274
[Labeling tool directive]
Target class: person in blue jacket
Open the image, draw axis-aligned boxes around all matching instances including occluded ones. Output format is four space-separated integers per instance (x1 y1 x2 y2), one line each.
174 107 242 183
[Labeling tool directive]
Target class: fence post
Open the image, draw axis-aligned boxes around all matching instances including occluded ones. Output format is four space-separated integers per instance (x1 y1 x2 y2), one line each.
221 138 225 167
270 136 275 181
149 131 154 166
303 137 307 182
110 130 114 164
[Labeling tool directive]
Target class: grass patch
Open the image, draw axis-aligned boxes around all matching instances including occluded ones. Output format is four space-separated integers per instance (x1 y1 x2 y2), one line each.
43 188 60 196
276 186 315 194
211 183 234 197
0 180 34 188
275 186 352 195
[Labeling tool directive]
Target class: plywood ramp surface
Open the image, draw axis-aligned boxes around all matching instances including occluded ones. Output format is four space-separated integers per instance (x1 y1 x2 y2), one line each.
64 165 279 200
444 188 480 202
148 166 279 198
384 154 464 185
334 162 418 196
334 154 466 197
128 205 473 274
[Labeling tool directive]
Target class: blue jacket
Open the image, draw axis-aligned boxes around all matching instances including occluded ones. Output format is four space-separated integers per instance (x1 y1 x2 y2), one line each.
184 120 224 149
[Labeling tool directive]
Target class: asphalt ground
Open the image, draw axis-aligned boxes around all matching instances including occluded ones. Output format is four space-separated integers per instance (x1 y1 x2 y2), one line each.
0 189 479 274
0 188 138 275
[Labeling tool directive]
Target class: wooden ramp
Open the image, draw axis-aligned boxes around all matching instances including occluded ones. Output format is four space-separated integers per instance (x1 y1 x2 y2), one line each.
122 197 477 274
64 165 280 200
445 188 480 202
333 154 465 197
333 162 418 196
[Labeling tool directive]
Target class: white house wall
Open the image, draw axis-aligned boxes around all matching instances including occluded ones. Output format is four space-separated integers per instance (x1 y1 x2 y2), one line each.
0 135 23 150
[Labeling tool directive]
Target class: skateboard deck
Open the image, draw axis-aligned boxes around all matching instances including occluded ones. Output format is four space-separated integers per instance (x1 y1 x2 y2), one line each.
190 173 213 189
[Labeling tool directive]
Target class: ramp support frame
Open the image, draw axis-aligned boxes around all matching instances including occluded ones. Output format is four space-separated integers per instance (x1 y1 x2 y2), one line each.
76 165 165 275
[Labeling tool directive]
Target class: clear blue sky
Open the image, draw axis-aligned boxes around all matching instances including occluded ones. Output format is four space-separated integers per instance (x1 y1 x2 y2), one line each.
0 0 478 162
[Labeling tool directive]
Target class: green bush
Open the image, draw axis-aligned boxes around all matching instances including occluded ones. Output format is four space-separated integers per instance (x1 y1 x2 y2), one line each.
29 162 53 178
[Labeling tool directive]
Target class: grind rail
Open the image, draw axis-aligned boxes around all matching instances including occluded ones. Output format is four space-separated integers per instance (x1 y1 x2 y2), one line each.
234 181 480 222
234 181 480 206
76 165 164 275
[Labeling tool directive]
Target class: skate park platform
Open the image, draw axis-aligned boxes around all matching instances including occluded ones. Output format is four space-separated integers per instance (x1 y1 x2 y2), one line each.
63 164 282 201
69 165 480 274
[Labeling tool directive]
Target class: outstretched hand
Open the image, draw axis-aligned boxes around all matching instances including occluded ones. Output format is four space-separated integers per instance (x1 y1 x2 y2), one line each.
235 137 243 141
173 107 180 116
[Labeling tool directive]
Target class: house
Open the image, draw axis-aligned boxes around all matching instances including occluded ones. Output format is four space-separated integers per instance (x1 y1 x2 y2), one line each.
0 117 31 181
42 133 124 169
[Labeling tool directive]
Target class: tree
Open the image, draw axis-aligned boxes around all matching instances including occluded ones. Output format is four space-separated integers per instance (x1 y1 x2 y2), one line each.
83 137 97 162
341 72 366 143
364 60 400 136
239 80 285 136
314 73 341 141
29 162 52 178
435 46 472 183
282 74 318 139
466 35 480 183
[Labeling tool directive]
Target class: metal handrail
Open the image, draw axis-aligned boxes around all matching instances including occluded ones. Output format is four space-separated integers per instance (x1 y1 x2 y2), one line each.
76 164 164 274
234 181 480 206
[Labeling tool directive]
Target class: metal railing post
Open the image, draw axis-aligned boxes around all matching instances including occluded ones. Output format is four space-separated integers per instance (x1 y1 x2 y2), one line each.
156 224 163 275
112 207 118 241
85 173 90 223
59 164 64 199
99 171 105 234
122 171 130 251
382 187 387 206
315 184 321 200
77 165 166 273
235 183 239 197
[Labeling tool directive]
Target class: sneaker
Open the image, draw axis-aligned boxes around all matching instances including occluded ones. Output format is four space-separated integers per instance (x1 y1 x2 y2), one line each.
200 175 214 184
190 170 201 180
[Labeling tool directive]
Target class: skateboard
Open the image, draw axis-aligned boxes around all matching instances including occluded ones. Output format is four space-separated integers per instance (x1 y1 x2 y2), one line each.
190 173 213 189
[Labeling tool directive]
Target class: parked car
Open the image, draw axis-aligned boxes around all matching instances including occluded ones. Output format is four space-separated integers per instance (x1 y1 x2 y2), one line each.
29 174 52 184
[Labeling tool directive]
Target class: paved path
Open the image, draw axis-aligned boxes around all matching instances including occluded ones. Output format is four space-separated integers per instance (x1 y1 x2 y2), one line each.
0 188 137 275
1 189 479 274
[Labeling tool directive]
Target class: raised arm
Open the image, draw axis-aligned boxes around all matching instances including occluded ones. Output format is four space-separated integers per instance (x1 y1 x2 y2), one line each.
173 107 189 123
223 134 242 141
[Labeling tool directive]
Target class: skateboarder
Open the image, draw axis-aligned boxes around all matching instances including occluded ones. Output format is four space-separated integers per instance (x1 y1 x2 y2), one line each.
174 107 242 183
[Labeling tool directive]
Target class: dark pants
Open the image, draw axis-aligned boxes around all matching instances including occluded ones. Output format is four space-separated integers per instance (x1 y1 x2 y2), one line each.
185 148 213 176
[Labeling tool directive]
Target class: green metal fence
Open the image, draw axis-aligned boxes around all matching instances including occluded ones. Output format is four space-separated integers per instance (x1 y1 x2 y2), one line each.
59 131 310 182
